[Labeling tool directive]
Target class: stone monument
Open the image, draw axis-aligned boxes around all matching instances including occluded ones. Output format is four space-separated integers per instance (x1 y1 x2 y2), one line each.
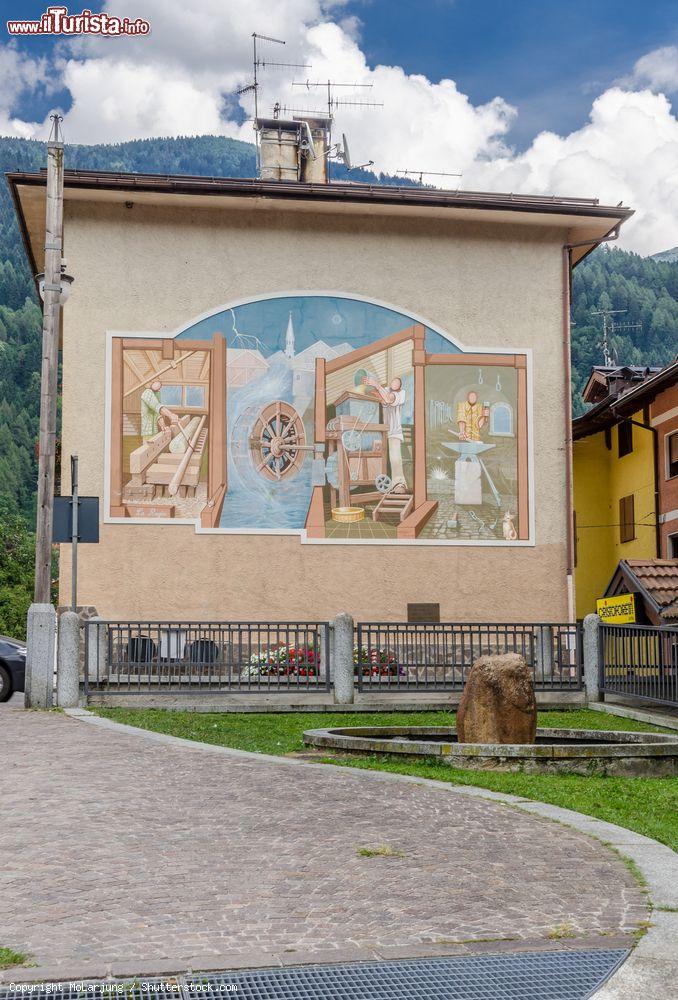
457 652 537 744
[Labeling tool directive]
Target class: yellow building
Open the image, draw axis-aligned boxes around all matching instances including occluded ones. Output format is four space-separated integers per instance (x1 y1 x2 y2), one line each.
573 366 659 618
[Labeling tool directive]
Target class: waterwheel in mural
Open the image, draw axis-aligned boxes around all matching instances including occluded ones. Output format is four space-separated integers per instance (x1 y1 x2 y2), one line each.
249 400 313 481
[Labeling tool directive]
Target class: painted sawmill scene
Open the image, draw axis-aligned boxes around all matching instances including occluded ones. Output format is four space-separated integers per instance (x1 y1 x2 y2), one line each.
112 333 227 525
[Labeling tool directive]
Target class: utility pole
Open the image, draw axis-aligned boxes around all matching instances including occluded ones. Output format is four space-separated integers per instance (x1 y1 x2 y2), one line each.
34 116 65 602
25 114 66 708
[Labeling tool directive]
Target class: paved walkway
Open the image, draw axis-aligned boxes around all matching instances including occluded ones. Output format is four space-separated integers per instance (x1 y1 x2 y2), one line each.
0 707 647 977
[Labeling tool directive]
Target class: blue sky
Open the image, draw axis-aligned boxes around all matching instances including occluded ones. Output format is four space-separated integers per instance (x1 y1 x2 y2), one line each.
349 0 677 147
1 0 677 252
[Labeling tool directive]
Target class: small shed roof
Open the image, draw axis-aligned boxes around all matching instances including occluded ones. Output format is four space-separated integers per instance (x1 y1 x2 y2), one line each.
606 559 678 623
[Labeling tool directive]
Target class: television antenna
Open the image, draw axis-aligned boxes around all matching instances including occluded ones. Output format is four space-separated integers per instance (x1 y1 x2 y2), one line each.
396 169 462 187
238 32 311 164
591 308 642 367
290 79 382 178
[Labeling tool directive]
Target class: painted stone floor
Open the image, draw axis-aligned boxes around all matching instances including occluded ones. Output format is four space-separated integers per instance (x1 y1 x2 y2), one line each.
0 706 646 976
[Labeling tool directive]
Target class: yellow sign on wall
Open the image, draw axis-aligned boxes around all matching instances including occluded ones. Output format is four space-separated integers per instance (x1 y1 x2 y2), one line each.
596 593 636 624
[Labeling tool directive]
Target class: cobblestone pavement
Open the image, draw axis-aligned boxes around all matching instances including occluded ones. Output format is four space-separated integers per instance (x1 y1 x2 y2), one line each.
0 708 647 973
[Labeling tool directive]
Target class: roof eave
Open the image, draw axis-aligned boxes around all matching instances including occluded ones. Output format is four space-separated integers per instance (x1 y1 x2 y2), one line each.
613 362 678 416
6 168 634 221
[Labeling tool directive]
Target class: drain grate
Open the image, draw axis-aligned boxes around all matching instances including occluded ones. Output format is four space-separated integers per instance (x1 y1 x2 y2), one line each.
184 950 627 1000
0 950 627 1000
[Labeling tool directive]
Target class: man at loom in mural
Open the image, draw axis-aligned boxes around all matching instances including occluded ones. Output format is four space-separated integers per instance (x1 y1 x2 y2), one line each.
140 379 180 442
363 375 408 492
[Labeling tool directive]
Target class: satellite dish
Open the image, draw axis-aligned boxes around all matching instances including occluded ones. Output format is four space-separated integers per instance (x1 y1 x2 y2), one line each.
341 133 352 170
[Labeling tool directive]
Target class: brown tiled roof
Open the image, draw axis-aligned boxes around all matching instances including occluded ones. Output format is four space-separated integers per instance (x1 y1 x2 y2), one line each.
624 560 678 619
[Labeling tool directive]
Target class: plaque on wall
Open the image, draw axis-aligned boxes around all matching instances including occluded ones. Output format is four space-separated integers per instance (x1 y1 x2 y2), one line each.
407 603 440 623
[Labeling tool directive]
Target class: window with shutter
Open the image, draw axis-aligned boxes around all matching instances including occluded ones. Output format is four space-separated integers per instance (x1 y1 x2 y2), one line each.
619 495 635 543
667 432 678 479
618 420 633 458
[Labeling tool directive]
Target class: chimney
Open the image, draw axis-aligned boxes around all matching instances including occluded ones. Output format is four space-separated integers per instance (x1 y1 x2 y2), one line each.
256 116 329 183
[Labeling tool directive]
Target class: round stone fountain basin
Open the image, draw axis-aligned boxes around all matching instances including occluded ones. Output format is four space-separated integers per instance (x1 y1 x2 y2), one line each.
302 726 678 776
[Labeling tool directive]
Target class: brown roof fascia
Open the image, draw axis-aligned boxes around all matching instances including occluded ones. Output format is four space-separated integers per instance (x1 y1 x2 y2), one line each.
5 172 39 277
613 361 678 416
6 168 635 223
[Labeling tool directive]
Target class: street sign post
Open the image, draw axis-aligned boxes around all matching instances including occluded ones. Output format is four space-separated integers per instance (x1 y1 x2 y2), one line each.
52 456 99 610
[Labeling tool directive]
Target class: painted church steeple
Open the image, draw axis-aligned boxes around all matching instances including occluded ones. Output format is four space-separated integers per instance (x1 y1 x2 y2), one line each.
285 311 295 359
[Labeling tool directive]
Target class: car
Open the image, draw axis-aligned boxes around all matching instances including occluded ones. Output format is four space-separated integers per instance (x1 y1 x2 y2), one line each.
0 635 26 702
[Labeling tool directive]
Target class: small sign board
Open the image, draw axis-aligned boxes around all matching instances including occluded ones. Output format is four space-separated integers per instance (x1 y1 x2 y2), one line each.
596 593 636 624
407 602 441 623
53 496 100 543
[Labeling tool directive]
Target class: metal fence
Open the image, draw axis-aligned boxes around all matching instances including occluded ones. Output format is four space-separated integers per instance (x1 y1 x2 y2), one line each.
600 623 678 707
354 622 582 691
83 620 331 694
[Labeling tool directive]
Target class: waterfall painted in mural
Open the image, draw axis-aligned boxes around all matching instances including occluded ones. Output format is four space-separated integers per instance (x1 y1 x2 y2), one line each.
224 351 312 529
107 294 531 543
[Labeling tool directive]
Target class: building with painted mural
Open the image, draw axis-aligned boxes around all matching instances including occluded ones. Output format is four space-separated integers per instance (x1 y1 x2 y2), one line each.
8 118 632 622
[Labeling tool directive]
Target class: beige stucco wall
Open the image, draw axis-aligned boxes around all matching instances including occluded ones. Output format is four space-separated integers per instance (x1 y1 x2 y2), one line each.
59 197 571 622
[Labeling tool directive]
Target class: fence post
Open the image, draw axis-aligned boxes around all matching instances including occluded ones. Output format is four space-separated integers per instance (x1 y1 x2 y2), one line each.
25 603 56 708
332 613 355 705
583 613 602 703
534 625 554 682
85 617 107 687
56 611 81 707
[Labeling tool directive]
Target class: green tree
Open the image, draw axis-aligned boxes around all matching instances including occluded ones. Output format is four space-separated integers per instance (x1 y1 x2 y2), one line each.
0 497 34 638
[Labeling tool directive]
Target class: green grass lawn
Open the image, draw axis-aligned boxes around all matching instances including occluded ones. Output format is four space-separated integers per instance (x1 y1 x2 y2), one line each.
93 707 678 851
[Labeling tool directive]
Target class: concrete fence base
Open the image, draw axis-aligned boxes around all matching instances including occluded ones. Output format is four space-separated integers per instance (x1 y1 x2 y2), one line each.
332 613 355 705
25 603 56 709
56 611 81 708
583 613 602 704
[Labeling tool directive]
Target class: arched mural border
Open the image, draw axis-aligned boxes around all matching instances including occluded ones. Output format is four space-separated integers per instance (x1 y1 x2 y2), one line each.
104 290 534 545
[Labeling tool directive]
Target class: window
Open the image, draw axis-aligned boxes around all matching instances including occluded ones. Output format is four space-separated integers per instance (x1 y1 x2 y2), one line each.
489 401 514 436
159 385 181 406
619 494 635 543
618 420 633 458
185 385 205 408
669 533 678 559
158 384 206 408
667 432 678 479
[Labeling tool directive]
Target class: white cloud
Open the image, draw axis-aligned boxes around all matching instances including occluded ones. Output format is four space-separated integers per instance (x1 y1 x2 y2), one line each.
0 44 49 138
628 45 678 93
56 58 228 142
0 1 676 253
464 87 678 256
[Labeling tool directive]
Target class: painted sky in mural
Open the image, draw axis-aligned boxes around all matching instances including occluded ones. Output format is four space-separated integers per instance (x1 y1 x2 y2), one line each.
109 294 529 543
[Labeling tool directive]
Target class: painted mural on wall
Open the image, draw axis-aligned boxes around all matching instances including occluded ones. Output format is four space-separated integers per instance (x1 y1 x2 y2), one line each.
107 295 530 542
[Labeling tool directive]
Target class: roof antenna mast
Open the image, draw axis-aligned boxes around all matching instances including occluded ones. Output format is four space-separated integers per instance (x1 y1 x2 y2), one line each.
237 32 311 172
288 79 382 178
591 308 642 367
